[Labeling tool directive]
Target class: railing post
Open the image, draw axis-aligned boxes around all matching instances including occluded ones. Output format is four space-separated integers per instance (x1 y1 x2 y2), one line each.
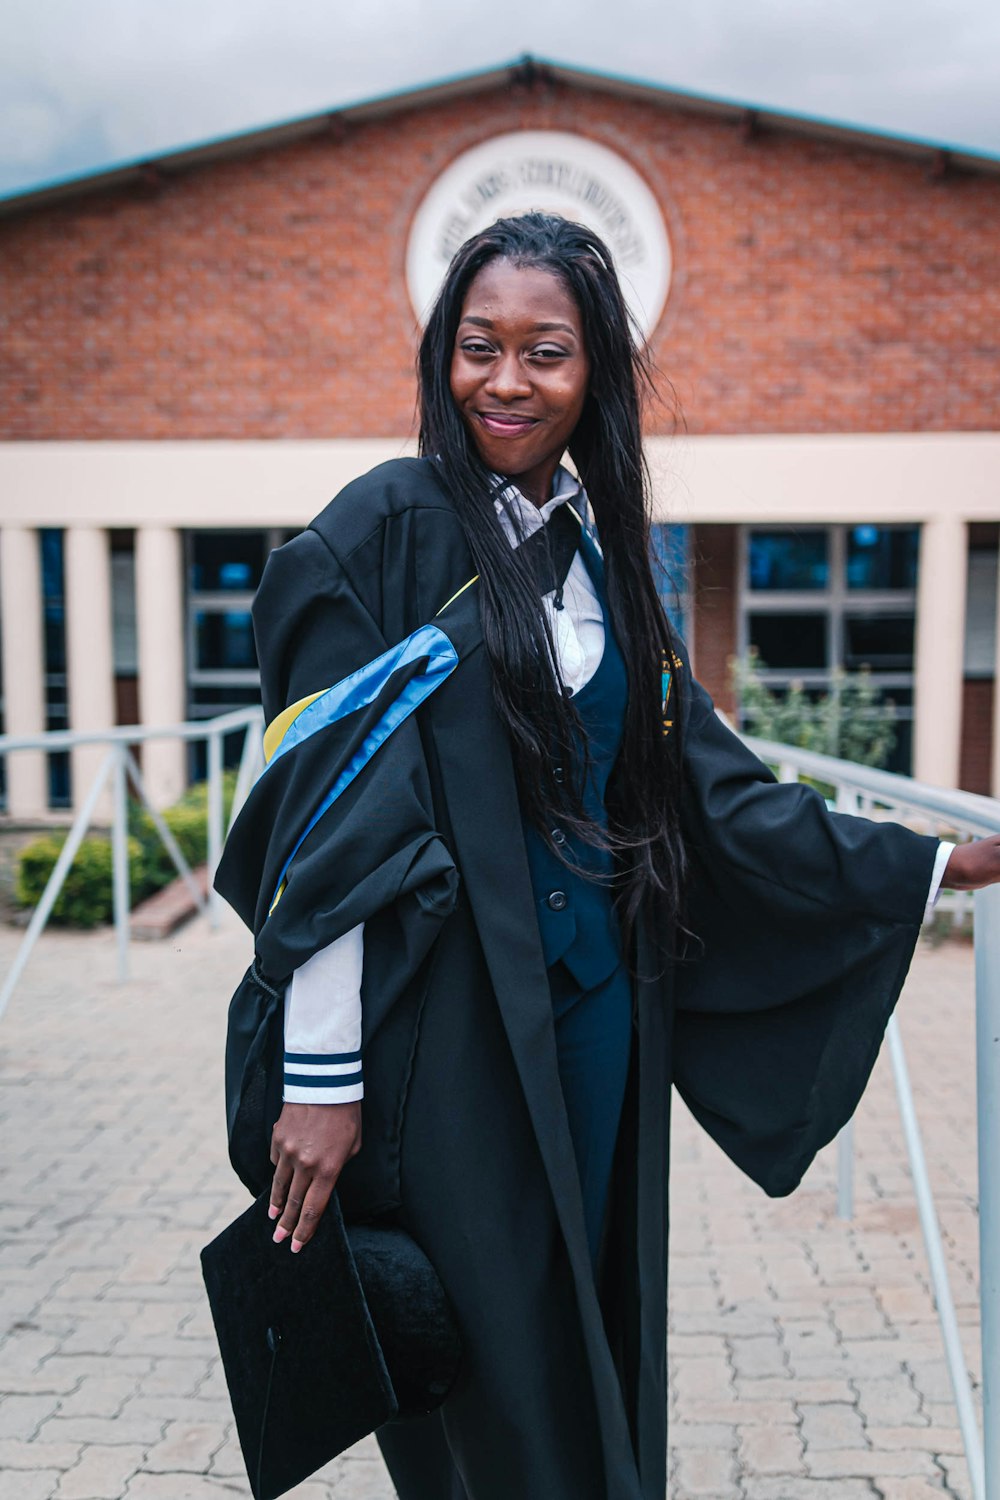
836 1121 855 1220
975 884 1000 1499
111 744 130 983
0 750 115 1022
835 782 860 1220
888 1015 985 1498
207 728 224 930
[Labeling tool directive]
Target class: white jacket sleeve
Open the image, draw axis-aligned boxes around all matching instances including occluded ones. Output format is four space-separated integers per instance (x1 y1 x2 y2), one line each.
283 924 364 1104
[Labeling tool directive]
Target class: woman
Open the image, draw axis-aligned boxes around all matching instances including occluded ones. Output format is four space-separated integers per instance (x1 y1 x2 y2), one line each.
217 213 1000 1500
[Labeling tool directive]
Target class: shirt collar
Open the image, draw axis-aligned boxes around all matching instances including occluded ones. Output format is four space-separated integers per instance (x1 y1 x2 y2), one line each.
492 465 584 539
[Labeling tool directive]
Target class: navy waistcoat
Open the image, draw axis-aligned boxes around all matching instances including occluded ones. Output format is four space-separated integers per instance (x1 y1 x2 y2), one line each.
521 531 628 992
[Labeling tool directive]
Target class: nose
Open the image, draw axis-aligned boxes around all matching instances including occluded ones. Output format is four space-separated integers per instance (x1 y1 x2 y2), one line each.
485 352 532 402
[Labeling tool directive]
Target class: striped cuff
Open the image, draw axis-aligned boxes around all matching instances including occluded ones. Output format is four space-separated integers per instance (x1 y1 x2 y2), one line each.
282 1050 364 1104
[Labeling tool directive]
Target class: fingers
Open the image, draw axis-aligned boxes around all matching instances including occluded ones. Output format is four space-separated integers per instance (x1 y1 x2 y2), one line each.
289 1174 336 1253
272 1165 310 1245
267 1102 362 1256
269 1160 293 1221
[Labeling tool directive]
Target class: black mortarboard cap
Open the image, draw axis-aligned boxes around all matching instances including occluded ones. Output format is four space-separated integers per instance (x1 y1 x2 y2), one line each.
201 1191 462 1500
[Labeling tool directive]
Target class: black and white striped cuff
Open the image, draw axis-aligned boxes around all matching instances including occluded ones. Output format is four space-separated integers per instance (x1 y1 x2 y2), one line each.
282 1050 363 1104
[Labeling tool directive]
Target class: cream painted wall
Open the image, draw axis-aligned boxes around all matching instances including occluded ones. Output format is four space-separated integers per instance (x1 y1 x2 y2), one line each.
0 433 997 529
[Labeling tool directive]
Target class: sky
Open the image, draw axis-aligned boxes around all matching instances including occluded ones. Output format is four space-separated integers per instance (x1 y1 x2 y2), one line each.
2 0 1000 201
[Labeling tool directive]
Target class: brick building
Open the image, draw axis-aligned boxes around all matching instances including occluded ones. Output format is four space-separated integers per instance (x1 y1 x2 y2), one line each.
1 57 998 812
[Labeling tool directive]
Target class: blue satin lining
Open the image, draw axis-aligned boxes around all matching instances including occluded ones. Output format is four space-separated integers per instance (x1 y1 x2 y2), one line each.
267 623 459 909
266 623 458 773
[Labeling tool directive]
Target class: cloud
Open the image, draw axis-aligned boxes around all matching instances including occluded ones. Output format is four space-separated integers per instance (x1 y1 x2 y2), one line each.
0 0 997 198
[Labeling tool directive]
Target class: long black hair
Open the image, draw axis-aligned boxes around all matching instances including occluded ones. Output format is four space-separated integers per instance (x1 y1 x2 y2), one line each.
417 212 685 941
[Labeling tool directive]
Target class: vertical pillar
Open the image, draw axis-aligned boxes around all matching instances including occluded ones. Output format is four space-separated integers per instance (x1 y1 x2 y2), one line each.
991 561 1000 800
64 527 116 816
913 515 967 789
135 526 186 809
0 527 48 817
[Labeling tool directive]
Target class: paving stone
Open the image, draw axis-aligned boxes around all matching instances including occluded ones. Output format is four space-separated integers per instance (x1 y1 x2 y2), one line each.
0 1437 83 1469
56 1376 141 1418
729 1335 788 1379
807 1447 939 1479
744 1482 876 1500
55 1443 148 1498
799 1402 868 1452
671 1446 740 1497
0 1471 63 1500
876 1481 951 1499
739 1423 804 1474
142 1421 226 1472
0 1394 61 1440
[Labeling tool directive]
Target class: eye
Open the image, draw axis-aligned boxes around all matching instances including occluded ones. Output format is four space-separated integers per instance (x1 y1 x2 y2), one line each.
530 345 570 361
459 339 495 357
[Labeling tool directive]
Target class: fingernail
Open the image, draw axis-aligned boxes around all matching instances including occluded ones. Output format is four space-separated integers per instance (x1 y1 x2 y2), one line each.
291 1240 303 1254
272 1226 289 1244
267 1205 279 1221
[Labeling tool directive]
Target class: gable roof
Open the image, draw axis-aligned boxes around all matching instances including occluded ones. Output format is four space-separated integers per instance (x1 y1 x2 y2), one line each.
3 53 999 219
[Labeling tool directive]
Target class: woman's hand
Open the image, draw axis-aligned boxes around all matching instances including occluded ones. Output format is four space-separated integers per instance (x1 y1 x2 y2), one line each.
944 837 1000 891
268 1101 362 1253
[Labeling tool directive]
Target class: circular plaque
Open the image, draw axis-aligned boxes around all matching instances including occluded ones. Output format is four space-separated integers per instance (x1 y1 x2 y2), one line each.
406 130 671 338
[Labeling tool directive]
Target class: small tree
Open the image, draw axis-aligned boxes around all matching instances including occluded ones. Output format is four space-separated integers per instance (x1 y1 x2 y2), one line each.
731 649 898 769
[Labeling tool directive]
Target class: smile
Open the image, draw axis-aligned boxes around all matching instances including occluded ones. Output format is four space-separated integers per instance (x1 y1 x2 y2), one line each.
476 412 539 436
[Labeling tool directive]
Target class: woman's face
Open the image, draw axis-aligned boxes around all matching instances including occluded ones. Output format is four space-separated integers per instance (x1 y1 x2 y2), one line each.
450 258 590 507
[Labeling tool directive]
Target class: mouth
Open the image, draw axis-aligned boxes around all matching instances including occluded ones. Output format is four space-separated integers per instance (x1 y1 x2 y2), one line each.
476 412 539 437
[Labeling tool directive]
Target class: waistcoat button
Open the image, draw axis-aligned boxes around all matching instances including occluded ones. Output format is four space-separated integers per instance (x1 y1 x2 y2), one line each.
551 828 567 847
552 765 565 784
547 890 568 911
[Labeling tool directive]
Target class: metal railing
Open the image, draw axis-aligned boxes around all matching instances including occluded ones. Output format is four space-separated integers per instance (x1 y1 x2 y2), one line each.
744 732 1000 1500
0 706 264 1021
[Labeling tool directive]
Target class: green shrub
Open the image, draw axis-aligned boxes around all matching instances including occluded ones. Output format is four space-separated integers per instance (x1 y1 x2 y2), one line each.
130 772 237 895
731 649 898 770
15 834 148 929
16 770 239 926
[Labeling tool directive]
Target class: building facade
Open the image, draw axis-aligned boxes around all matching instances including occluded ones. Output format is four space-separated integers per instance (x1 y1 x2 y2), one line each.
1 59 998 812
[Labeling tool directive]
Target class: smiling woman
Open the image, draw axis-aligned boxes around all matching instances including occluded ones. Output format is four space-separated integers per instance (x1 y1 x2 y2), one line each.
449 260 590 505
214 211 1000 1500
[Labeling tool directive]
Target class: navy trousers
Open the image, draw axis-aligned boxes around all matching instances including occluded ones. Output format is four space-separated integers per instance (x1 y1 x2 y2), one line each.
548 960 634 1269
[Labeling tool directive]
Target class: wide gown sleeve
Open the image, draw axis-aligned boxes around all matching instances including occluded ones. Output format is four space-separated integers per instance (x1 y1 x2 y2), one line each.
216 524 459 1005
672 671 939 1198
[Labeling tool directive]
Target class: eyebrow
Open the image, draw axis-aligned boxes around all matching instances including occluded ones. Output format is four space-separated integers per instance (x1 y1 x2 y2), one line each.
460 316 578 336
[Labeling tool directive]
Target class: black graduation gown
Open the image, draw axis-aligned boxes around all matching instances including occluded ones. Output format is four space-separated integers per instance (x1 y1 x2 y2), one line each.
216 456 939 1500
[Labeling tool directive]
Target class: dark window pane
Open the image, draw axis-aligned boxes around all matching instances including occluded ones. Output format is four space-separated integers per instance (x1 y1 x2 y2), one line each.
651 523 689 635
843 613 915 672
187 685 261 777
748 530 828 591
748 613 828 669
194 611 257 671
191 533 265 593
40 531 70 809
886 718 912 776
846 526 918 590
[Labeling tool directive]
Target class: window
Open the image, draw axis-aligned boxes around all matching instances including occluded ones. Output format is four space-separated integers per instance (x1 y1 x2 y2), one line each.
739 524 919 774
651 524 691 641
185 529 299 775
40 529 71 808
749 530 829 591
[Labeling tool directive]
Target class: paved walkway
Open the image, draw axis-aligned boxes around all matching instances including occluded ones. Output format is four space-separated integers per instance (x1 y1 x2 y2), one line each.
0 911 982 1499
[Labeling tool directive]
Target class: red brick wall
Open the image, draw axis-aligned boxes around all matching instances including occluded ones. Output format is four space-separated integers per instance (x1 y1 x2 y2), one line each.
2 80 998 440
691 523 738 713
960 678 994 795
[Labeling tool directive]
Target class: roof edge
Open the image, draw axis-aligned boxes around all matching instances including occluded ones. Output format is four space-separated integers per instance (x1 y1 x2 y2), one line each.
2 52 998 219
